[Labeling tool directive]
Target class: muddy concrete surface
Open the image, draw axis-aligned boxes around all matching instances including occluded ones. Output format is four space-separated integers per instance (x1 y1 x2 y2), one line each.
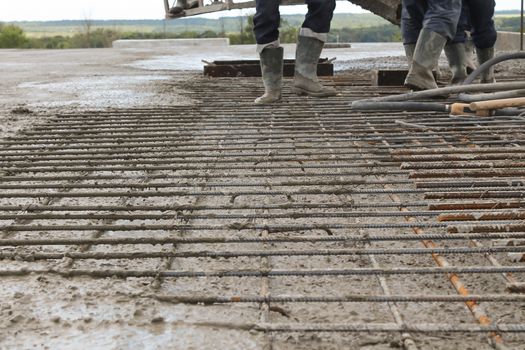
1 43 525 349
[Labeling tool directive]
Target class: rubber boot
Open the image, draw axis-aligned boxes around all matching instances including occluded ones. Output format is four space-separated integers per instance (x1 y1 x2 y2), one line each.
255 47 283 105
476 47 495 83
404 29 447 91
293 36 337 97
444 42 468 85
465 38 477 74
170 0 198 14
404 44 415 70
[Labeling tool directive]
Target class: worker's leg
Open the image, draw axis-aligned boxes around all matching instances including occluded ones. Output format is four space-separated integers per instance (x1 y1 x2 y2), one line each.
422 0 462 40
401 0 424 69
405 0 462 90
254 47 284 105
253 0 283 104
466 0 497 50
253 0 281 53
444 3 469 84
402 0 425 45
293 0 337 97
464 34 477 73
454 6 478 74
444 42 468 84
466 0 497 82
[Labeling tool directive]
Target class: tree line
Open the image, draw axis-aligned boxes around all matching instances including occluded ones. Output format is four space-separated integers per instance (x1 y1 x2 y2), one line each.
0 15 522 49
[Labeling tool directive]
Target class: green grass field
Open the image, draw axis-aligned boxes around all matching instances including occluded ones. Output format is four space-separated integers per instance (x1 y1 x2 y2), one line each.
9 11 522 38
15 13 389 38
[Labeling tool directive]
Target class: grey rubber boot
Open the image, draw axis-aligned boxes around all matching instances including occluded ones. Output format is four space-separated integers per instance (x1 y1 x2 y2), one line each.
404 44 415 70
404 29 447 91
465 38 477 73
444 42 468 85
476 47 495 83
255 47 283 105
405 43 443 80
293 36 337 97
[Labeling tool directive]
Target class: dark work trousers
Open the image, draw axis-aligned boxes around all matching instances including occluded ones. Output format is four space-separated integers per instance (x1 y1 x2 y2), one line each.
453 0 496 49
401 0 462 44
253 0 336 45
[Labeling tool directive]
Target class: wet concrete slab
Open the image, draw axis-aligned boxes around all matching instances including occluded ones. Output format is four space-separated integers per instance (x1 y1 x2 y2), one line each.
0 43 404 115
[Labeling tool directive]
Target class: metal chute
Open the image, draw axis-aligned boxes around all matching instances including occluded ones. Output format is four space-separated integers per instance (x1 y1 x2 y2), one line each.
164 0 401 25
165 1 306 19
351 0 401 25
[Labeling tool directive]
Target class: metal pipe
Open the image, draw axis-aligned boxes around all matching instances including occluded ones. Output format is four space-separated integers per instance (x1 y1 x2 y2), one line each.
0 209 522 221
2 143 518 159
459 89 525 102
2 246 524 261
0 138 520 153
153 294 525 304
409 169 525 179
350 101 449 112
1 266 525 278
522 0 524 51
0 186 521 198
0 202 427 212
0 222 454 232
2 232 525 247
254 322 525 333
3 146 524 167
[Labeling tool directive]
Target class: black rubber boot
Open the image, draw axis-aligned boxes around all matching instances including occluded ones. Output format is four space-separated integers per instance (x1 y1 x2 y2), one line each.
405 29 447 91
170 0 198 14
444 42 468 85
169 0 186 14
293 36 337 97
476 47 495 83
255 47 283 105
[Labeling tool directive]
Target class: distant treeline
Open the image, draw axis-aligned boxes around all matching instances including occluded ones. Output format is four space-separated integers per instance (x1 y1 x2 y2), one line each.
0 17 397 49
0 12 522 49
497 16 525 32
12 13 391 36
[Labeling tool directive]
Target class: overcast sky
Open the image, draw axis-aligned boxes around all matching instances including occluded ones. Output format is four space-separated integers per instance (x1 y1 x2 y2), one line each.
0 0 522 22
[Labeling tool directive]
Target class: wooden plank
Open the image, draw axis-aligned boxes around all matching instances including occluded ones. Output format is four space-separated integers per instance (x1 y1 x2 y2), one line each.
371 70 408 86
470 97 525 111
204 60 333 78
371 69 438 86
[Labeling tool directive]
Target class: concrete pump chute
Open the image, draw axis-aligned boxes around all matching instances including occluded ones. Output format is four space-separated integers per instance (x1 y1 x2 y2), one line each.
164 0 401 25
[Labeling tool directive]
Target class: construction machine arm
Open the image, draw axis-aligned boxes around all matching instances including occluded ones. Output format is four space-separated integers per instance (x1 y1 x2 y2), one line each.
350 0 401 25
165 0 306 19
164 0 401 25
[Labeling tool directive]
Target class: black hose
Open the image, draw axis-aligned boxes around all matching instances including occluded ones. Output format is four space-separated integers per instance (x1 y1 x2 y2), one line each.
351 52 525 104
350 101 448 112
494 108 525 116
350 52 525 114
463 52 525 85
351 81 525 103
458 52 525 102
